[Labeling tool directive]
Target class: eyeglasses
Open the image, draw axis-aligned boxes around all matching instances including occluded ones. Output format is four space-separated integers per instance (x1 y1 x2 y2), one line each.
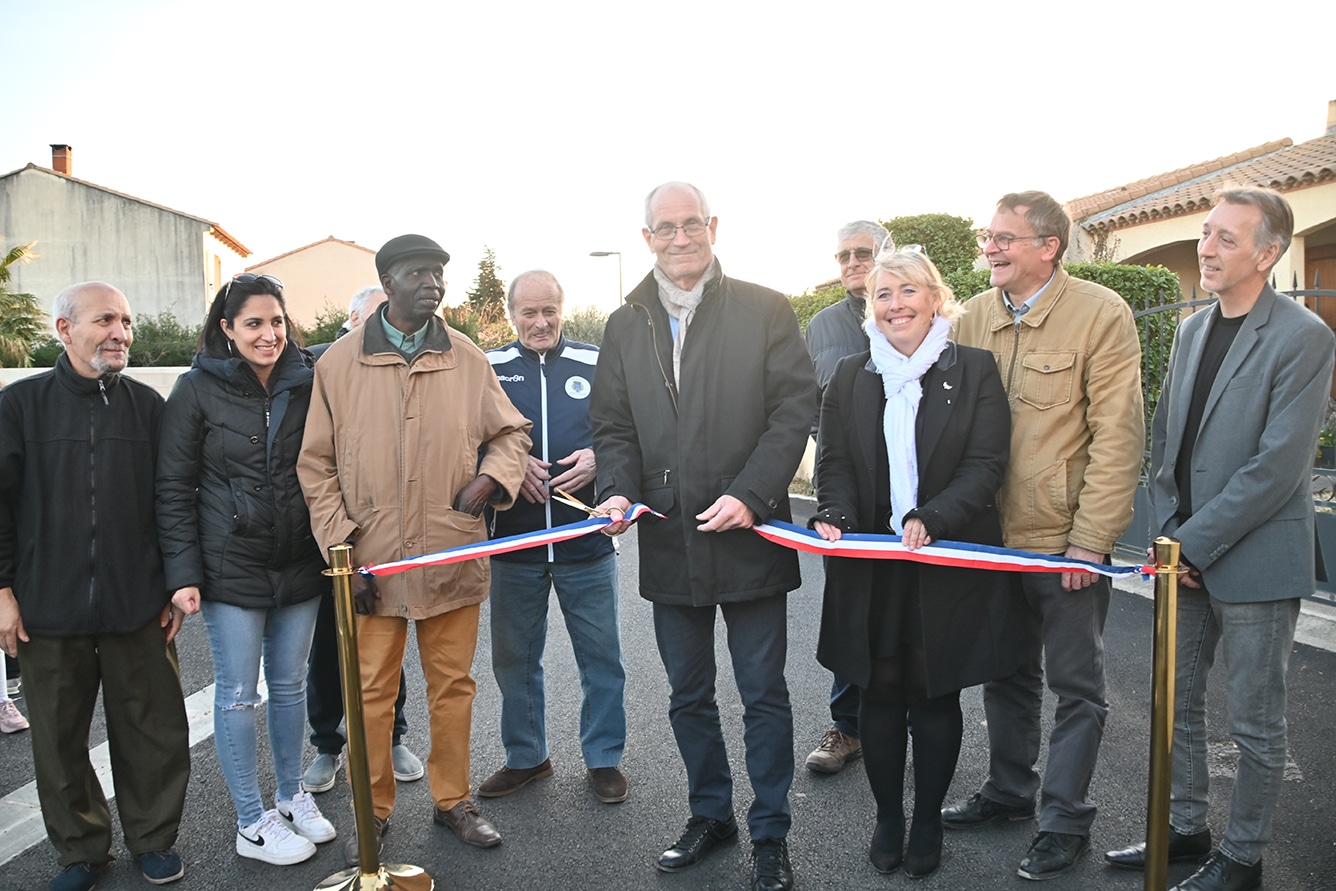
648 218 712 241
835 247 875 265
976 231 1050 251
223 273 283 301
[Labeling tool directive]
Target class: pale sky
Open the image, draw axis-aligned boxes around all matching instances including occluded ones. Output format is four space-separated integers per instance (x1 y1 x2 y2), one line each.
3 0 1333 314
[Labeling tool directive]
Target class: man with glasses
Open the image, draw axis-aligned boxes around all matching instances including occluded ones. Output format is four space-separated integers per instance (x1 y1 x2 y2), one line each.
592 182 818 891
945 191 1143 881
801 220 890 776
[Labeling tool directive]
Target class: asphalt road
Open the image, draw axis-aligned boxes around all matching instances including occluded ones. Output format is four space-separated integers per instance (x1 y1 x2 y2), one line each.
2 502 1334 890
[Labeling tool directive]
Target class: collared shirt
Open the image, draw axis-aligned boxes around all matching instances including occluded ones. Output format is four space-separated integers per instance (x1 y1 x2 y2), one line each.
380 313 430 356
1003 270 1057 321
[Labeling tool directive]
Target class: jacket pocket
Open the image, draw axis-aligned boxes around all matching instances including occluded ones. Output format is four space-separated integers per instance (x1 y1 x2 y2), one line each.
1018 352 1076 411
640 469 676 516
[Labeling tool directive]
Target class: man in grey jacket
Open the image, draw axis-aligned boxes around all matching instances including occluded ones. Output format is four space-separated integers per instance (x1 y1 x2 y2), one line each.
1105 188 1333 891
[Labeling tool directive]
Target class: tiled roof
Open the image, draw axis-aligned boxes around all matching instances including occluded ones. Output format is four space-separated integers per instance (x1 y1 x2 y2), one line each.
1068 132 1336 232
245 235 374 269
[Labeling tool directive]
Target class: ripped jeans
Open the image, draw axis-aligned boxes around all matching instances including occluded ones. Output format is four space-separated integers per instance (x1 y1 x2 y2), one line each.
201 597 320 827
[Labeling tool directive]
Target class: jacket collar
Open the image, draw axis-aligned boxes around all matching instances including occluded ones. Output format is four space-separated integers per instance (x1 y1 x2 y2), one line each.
360 303 453 361
983 266 1071 332
627 259 727 312
861 339 959 375
54 351 120 397
193 341 312 393
510 335 569 362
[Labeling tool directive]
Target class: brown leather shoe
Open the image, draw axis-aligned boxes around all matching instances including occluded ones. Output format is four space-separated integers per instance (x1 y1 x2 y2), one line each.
434 801 502 848
477 759 554 798
588 766 628 804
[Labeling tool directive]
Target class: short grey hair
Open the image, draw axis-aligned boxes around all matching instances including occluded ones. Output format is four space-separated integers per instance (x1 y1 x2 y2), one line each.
347 286 385 319
1214 187 1294 265
838 220 893 251
52 281 117 334
507 270 565 312
644 181 711 228
997 191 1071 261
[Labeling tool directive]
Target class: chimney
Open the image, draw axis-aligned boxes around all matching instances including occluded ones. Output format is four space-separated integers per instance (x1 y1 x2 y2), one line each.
50 144 72 175
1328 100 1336 137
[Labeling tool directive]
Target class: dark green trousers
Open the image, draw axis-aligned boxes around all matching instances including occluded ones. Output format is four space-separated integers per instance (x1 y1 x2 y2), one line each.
18 617 190 867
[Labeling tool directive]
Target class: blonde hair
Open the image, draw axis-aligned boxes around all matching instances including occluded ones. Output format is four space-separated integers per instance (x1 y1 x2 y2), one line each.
863 250 964 323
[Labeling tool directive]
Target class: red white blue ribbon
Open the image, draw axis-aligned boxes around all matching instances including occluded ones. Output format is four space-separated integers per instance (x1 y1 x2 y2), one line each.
360 503 664 577
754 520 1153 579
360 506 1153 580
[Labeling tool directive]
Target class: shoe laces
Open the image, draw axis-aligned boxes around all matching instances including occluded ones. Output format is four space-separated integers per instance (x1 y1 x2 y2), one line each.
816 729 848 753
254 810 298 841
753 840 789 874
285 791 320 819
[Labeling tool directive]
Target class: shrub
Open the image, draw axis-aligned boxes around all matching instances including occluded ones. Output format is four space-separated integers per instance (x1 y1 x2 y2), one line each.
790 282 846 333
561 306 609 346
128 312 202 367
881 213 979 279
302 302 348 347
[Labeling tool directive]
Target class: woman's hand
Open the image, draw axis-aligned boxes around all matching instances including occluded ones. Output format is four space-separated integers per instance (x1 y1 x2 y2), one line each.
901 518 932 551
172 586 201 615
813 520 843 542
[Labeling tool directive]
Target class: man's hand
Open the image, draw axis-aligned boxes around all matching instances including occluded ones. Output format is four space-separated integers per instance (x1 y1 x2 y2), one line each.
901 517 932 551
548 448 596 495
813 520 843 543
351 572 379 615
520 456 552 504
696 494 756 533
161 603 185 643
1062 544 1106 592
595 495 633 535
454 474 498 517
1149 545 1204 589
0 587 28 658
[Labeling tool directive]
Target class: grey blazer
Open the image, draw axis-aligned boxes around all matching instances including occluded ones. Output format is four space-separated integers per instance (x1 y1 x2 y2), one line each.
1149 285 1335 603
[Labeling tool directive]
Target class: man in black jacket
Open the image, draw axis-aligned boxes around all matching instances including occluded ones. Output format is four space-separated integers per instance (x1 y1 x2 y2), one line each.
592 182 818 891
0 282 190 891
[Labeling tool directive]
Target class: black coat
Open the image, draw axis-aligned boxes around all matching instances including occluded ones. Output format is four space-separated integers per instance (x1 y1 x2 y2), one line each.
813 342 1032 696
156 345 326 609
0 355 169 636
591 265 819 606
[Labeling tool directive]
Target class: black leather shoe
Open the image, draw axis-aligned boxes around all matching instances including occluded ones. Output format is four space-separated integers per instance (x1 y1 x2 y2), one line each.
1017 831 1089 881
942 792 1035 830
656 815 738 872
1170 851 1262 891
869 820 903 874
751 839 793 891
1105 827 1212 870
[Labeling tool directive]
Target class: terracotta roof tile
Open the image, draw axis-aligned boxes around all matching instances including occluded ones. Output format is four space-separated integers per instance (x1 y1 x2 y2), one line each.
1070 133 1336 232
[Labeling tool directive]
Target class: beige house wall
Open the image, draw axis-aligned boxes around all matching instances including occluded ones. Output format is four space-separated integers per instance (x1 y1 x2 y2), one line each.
1073 181 1336 299
246 239 379 327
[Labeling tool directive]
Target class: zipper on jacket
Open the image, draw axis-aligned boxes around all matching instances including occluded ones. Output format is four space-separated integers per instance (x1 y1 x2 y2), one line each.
1006 323 1021 392
98 378 109 405
538 353 555 561
87 395 99 621
638 305 679 415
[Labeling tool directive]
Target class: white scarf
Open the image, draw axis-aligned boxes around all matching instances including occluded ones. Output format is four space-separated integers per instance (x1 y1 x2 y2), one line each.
653 262 717 385
864 315 951 533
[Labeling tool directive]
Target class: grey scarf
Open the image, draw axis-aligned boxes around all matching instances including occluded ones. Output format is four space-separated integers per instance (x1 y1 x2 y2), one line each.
653 261 718 384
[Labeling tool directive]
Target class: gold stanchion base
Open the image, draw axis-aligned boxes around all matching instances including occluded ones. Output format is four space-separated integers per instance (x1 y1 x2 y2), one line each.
314 864 433 891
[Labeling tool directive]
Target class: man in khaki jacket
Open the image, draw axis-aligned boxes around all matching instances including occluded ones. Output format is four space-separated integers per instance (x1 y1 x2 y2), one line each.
299 234 531 865
945 192 1143 882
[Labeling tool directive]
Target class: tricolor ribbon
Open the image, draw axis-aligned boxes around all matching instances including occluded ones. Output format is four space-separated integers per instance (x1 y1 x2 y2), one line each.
359 502 664 577
360 507 1154 580
754 520 1154 579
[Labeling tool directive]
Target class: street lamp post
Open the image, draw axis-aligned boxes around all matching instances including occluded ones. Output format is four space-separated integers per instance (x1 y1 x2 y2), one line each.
589 251 623 306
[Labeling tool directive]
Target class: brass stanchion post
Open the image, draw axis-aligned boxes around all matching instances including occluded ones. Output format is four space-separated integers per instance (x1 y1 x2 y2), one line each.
1145 536 1183 891
315 545 432 891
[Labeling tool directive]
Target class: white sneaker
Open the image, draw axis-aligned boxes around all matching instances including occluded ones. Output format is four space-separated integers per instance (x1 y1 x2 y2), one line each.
0 700 29 734
277 790 337 843
236 810 317 865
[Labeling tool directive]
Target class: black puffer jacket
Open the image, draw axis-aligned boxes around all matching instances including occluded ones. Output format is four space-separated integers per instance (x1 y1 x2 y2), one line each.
156 345 326 609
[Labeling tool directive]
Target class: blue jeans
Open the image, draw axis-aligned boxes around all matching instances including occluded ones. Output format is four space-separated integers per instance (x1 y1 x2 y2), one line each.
653 594 793 841
202 597 320 827
489 553 626 769
1172 589 1299 866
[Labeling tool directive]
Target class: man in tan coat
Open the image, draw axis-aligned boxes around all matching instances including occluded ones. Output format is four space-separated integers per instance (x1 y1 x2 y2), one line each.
299 234 531 865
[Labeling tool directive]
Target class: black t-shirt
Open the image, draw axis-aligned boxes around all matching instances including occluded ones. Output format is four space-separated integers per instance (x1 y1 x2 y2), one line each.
1175 306 1247 516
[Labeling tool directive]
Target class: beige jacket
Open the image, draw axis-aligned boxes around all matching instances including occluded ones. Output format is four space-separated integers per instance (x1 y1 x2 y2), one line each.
298 317 532 619
955 268 1143 555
